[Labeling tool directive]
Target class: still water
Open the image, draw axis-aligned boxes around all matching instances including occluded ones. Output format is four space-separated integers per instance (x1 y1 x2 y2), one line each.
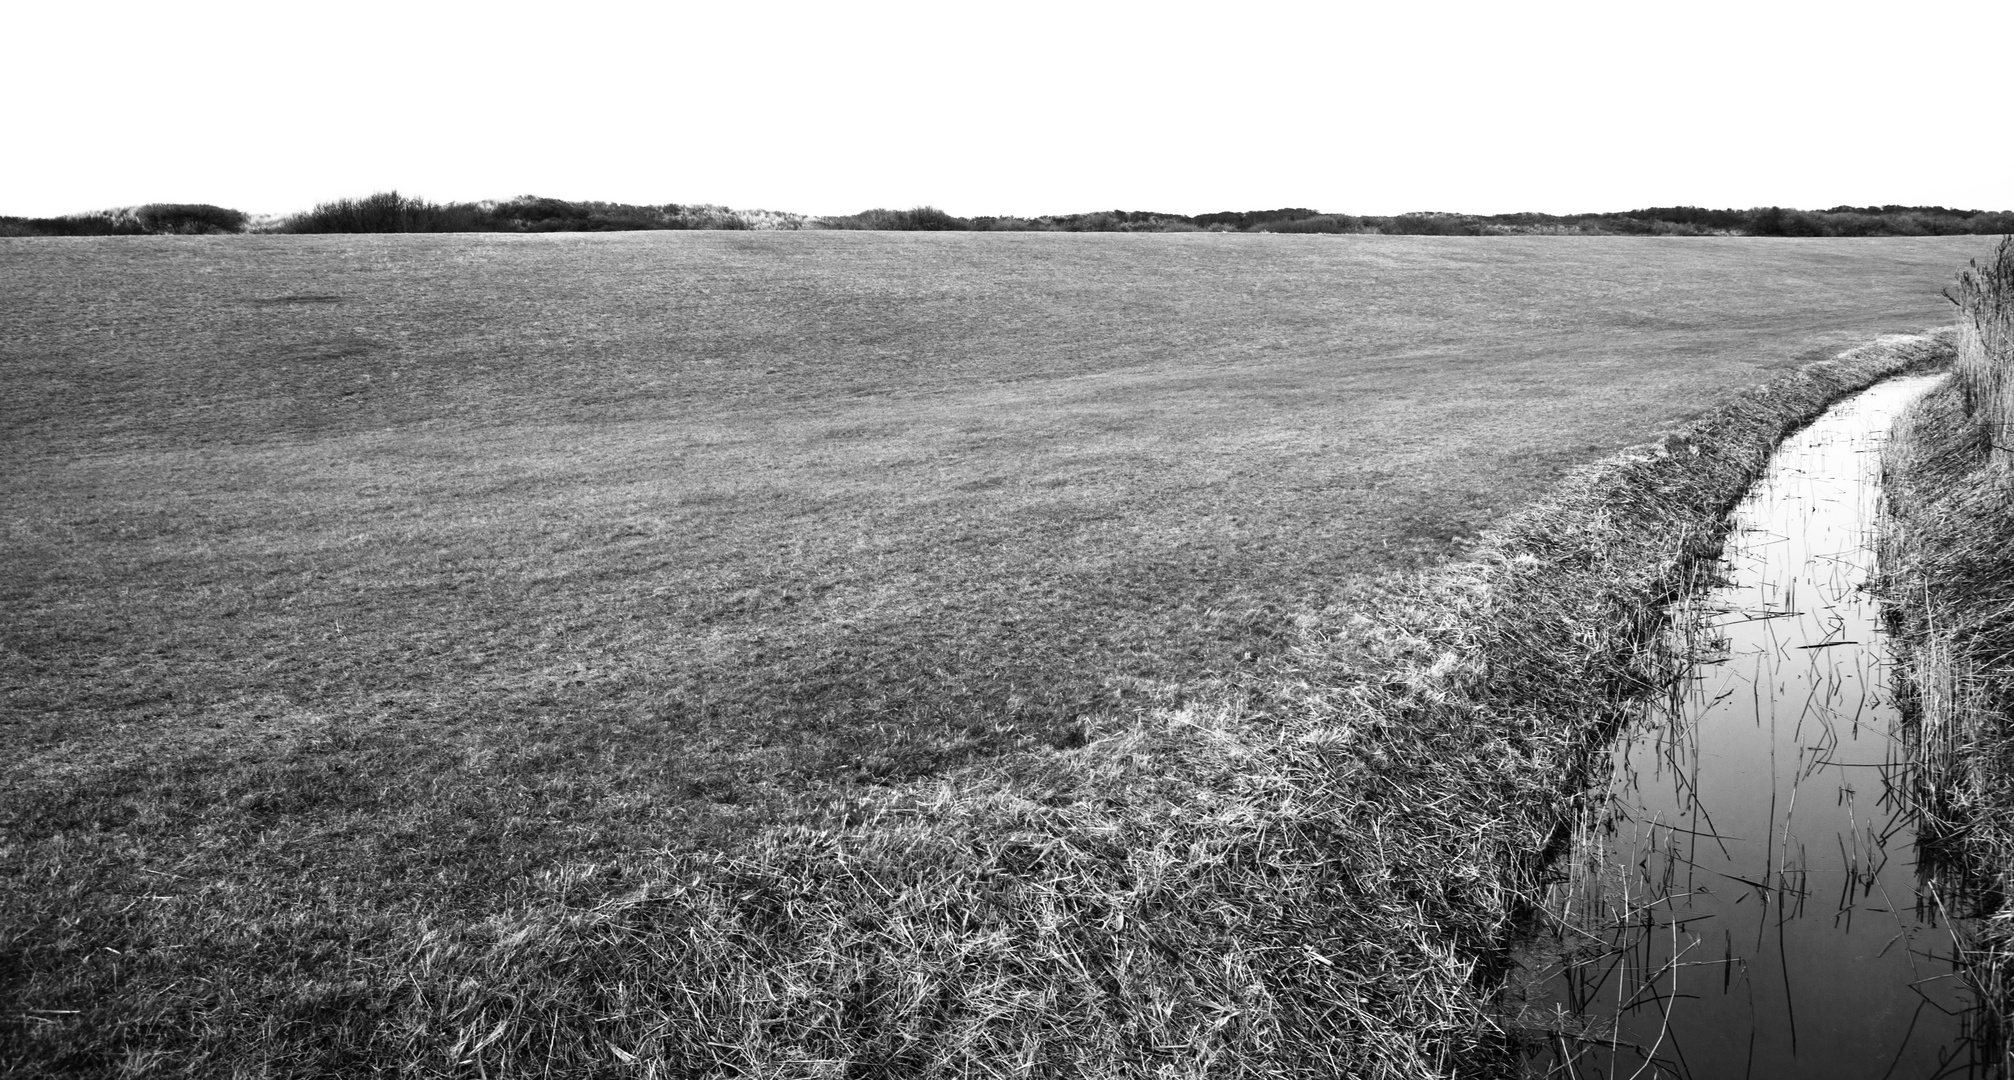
1511 374 1989 1078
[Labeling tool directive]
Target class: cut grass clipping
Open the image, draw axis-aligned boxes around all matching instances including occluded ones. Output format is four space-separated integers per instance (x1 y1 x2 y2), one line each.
1880 237 2014 1073
279 336 1938 1078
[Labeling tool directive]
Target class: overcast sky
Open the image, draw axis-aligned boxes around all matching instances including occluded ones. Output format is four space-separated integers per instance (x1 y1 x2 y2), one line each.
8 0 2011 219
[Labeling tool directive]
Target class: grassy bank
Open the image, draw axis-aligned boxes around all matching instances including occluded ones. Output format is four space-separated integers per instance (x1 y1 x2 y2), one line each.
1879 239 2014 1071
398 334 1944 1080
41 333 1936 1079
0 232 1981 1074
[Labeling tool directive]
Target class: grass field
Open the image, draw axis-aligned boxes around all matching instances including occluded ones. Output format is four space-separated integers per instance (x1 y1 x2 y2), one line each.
0 232 1994 1073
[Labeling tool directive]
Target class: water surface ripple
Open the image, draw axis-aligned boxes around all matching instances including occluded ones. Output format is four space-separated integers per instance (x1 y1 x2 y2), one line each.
1514 374 1987 1078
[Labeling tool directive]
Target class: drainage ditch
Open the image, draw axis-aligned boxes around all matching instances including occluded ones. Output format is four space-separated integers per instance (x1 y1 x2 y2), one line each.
1505 373 1988 1078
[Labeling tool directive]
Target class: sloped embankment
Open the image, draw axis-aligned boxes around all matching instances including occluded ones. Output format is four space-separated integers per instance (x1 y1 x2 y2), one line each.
1880 381 2014 1069
1879 240 2014 1072
392 337 1950 1078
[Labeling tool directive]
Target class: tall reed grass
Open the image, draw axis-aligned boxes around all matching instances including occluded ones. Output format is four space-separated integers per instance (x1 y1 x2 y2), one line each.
1879 243 2014 1070
1947 235 2014 466
1879 386 2014 1071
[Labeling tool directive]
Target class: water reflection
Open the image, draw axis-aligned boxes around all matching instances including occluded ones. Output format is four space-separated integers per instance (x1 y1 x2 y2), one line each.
1512 375 1990 1078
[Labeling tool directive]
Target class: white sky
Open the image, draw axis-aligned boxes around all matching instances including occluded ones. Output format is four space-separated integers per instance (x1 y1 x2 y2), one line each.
7 0 2011 219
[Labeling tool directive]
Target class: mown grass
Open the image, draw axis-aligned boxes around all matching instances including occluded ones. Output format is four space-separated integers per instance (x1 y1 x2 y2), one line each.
1880 237 2014 1074
0 232 1990 1074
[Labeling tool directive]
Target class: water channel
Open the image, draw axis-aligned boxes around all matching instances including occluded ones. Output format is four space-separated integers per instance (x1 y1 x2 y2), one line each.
1508 374 1990 1078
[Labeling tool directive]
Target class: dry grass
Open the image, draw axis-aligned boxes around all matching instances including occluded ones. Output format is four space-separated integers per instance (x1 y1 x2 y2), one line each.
1880 242 2014 1071
0 229 1986 1075
1948 235 2014 466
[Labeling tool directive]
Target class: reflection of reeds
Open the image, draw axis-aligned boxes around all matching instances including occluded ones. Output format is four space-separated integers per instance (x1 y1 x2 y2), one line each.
1515 372 1999 1077
1486 350 1969 1077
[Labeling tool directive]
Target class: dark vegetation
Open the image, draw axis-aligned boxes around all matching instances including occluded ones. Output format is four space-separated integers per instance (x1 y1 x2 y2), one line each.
943 204 2014 236
276 191 770 233
816 205 969 231
8 194 2014 237
1881 236 2014 1073
0 203 248 237
0 231 1985 1076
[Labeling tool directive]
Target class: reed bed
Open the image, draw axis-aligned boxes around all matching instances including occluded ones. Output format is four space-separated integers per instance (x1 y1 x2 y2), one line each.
381 337 1947 1079
1881 244 2014 1069
1949 236 2014 467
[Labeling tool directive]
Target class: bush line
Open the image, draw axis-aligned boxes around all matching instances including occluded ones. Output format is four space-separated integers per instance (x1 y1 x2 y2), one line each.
0 203 248 236
7 197 2014 237
364 335 1945 1079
